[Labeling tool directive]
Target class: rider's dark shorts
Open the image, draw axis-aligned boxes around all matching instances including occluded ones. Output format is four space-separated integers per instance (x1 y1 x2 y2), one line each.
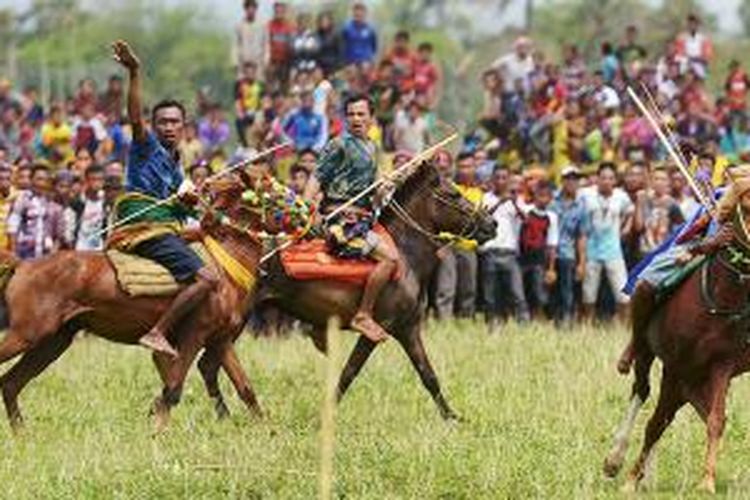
133 233 204 283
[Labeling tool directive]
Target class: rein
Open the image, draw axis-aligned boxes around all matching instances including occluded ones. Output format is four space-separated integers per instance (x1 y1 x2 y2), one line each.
700 250 750 323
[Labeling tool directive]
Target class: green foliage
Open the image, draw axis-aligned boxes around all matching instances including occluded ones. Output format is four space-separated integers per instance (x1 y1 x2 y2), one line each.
15 0 231 111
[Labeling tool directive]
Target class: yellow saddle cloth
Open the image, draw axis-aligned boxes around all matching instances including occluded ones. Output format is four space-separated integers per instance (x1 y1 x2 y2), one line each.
106 243 209 297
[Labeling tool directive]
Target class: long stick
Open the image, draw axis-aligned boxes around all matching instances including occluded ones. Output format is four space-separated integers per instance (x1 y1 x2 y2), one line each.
95 142 289 238
323 133 458 223
640 83 690 169
627 87 712 209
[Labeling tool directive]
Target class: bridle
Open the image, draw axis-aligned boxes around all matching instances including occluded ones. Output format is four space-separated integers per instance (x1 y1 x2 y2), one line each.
387 180 484 249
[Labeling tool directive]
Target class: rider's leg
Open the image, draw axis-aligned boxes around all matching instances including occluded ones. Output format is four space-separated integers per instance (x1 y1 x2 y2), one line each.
351 238 398 343
140 266 220 357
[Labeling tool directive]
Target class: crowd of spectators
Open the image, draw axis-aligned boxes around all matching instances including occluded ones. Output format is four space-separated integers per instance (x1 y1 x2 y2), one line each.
0 3 742 328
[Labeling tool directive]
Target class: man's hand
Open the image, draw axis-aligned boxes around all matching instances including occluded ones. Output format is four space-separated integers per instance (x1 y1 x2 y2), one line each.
675 251 694 266
575 262 585 282
112 40 140 72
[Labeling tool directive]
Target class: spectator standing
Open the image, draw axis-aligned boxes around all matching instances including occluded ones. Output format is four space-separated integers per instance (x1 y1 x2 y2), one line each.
413 42 441 109
0 106 20 161
266 1 295 90
291 12 321 74
289 163 310 195
232 0 266 77
580 163 634 323
600 42 620 84
637 167 683 255
235 61 264 147
179 122 203 170
315 11 341 76
670 167 700 219
72 102 108 155
675 14 713 73
480 166 530 331
451 152 482 318
491 37 534 94
39 105 73 167
7 165 66 260
384 31 417 92
72 79 97 117
98 75 124 121
341 2 378 66
282 91 327 152
725 60 749 125
519 181 559 319
393 101 429 154
71 165 106 251
198 105 231 154
550 166 587 327
617 25 648 80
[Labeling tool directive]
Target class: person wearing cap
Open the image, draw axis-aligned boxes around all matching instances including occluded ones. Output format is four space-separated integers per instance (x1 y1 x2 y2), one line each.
550 165 587 327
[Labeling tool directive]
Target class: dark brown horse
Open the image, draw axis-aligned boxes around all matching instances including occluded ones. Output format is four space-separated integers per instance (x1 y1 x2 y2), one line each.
603 236 750 493
0 174 294 430
195 162 497 421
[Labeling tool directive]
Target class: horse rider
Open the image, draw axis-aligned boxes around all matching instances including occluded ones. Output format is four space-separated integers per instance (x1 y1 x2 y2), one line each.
617 166 750 374
303 93 399 343
111 40 219 357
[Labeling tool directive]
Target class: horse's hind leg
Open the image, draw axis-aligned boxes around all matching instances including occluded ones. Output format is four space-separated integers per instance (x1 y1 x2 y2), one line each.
396 325 458 421
0 323 77 430
695 367 732 494
197 347 230 419
623 369 685 492
218 342 262 418
336 336 377 402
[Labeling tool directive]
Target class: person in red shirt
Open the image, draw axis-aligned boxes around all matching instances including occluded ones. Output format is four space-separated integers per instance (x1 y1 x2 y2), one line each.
725 59 750 126
266 1 295 91
413 42 441 109
384 31 417 93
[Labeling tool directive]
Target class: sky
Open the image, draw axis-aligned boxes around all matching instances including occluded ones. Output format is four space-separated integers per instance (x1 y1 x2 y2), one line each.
0 0 744 34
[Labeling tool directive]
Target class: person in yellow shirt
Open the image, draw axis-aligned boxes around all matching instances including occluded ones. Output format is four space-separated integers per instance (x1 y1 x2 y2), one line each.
39 104 73 168
450 151 483 318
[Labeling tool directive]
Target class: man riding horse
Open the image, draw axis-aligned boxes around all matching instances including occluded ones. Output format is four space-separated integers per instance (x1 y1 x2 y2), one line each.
111 40 218 357
303 94 399 343
617 165 750 374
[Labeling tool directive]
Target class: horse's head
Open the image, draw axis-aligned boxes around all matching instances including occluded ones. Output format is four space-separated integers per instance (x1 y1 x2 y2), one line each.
388 162 496 245
201 169 313 241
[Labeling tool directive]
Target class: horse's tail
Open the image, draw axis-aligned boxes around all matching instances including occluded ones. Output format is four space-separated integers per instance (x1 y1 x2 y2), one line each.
0 251 19 330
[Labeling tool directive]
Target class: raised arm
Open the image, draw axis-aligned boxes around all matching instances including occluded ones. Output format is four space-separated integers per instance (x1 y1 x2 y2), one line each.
112 40 146 143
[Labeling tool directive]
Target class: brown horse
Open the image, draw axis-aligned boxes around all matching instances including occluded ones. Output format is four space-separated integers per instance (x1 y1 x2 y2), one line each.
195 162 497 421
0 174 294 430
603 238 750 493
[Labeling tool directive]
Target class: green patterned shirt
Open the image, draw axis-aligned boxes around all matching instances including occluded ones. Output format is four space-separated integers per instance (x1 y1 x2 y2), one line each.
316 132 377 209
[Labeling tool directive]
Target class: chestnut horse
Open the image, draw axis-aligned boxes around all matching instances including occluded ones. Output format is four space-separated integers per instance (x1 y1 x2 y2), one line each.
603 237 750 493
194 162 497 421
0 175 296 430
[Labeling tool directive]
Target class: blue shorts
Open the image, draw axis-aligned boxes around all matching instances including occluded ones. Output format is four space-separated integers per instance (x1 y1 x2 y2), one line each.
133 233 204 283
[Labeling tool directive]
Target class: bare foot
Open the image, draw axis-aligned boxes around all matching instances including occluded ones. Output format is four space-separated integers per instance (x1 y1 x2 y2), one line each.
140 331 179 358
351 312 388 343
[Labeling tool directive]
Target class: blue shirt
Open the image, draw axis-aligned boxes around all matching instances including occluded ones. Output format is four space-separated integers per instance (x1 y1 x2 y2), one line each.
582 189 634 262
341 20 377 65
126 131 184 201
550 193 588 261
283 108 327 152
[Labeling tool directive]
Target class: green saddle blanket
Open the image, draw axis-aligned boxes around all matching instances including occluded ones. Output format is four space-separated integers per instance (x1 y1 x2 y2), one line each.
656 256 705 302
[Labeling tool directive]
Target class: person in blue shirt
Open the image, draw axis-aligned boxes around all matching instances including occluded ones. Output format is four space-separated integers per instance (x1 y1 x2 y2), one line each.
282 91 327 152
112 40 218 358
341 3 378 66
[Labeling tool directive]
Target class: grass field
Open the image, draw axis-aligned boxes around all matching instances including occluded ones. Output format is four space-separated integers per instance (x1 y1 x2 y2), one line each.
1 321 750 498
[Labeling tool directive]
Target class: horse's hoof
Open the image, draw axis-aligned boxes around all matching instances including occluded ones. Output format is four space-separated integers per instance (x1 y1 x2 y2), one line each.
444 411 463 423
603 455 623 478
698 477 716 495
620 479 638 494
215 402 230 420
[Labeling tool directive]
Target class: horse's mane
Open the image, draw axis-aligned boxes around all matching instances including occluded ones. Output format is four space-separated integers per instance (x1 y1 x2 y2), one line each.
380 162 437 224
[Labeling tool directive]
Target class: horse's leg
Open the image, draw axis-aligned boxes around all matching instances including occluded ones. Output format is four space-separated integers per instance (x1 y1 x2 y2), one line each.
396 325 458 421
218 342 263 418
336 336 377 402
623 370 685 492
197 347 230 419
0 325 77 431
697 367 732 494
603 347 655 477
151 332 204 432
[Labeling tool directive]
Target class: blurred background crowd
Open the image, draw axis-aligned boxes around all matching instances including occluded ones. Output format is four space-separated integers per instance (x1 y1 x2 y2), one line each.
0 0 747 326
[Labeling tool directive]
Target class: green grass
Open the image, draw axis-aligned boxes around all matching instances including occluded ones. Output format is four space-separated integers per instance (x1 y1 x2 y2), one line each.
1 321 750 498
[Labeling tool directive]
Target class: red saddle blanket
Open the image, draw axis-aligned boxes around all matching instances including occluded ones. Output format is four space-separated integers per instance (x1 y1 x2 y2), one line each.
280 225 400 285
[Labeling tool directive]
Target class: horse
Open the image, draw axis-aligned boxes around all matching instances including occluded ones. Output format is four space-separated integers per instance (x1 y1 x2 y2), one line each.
0 172 303 431
194 161 497 421
603 225 750 493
